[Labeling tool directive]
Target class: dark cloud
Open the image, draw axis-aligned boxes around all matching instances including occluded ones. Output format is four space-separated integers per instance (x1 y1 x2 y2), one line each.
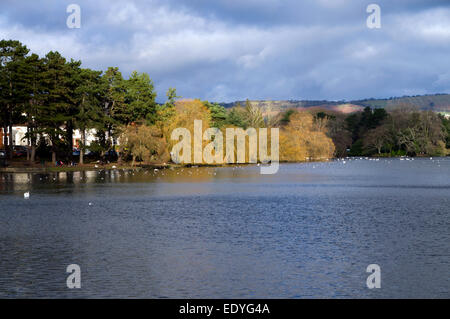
1 0 449 102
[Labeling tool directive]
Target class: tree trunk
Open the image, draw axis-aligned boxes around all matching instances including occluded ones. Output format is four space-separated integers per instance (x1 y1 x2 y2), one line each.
52 150 56 164
80 129 85 165
3 125 8 153
26 126 30 161
30 145 36 163
30 126 36 163
67 120 74 162
8 124 13 160
132 155 136 167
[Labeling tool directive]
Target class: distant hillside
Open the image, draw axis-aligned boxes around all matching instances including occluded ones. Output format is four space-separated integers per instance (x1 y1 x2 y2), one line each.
351 94 450 111
219 94 450 116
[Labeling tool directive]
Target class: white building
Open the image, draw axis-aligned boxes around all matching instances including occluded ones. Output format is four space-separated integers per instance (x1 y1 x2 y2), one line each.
1 126 99 149
72 129 98 149
0 126 28 148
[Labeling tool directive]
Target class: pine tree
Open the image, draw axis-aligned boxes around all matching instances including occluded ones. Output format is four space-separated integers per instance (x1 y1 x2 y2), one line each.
22 53 46 162
65 59 83 161
74 68 104 164
0 40 30 159
100 67 127 153
125 71 157 125
41 51 72 163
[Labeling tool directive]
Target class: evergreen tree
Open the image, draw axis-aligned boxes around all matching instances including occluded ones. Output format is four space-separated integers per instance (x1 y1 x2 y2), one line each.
41 51 72 163
65 58 83 160
22 53 46 162
125 71 157 125
101 67 127 152
204 101 227 128
0 40 30 159
75 68 105 164
226 104 247 128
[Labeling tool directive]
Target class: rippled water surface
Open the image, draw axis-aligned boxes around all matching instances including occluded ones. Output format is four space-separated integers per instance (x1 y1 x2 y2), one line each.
0 158 449 298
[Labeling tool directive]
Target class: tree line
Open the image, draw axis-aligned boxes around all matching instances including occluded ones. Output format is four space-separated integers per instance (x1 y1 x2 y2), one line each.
1 39 447 166
315 106 450 157
0 39 173 164
0 39 335 165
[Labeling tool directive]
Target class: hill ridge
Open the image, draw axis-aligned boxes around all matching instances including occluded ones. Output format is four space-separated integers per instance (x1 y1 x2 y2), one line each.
219 93 450 114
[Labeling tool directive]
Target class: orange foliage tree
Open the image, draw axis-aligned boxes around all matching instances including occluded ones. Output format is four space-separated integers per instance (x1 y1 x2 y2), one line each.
118 124 169 166
280 112 335 161
167 99 212 163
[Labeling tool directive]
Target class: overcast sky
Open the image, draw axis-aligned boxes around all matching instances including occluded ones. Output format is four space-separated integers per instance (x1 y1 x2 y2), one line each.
1 0 450 102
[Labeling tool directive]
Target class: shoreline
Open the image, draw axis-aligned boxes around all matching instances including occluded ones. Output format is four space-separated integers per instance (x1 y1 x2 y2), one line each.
1 156 447 173
0 163 171 173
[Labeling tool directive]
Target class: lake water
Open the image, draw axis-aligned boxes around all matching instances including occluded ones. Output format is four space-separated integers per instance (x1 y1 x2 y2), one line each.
0 158 449 298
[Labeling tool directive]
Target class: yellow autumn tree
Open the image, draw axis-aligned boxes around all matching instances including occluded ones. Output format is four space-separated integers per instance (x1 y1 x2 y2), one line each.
218 125 257 164
172 99 211 131
167 99 212 163
280 112 335 161
118 124 169 166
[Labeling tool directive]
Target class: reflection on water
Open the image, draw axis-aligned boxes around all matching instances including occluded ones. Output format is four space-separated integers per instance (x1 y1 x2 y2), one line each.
0 158 449 298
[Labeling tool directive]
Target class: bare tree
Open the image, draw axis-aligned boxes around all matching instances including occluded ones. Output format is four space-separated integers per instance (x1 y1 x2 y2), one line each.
364 125 391 154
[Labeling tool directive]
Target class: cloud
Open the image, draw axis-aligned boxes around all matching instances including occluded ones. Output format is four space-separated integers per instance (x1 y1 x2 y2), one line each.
0 0 449 102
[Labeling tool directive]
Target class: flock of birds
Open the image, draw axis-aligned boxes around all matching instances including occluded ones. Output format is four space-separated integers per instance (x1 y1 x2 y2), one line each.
14 156 446 200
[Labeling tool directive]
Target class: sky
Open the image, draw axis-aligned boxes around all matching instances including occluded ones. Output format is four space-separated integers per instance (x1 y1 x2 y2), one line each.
1 0 450 103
